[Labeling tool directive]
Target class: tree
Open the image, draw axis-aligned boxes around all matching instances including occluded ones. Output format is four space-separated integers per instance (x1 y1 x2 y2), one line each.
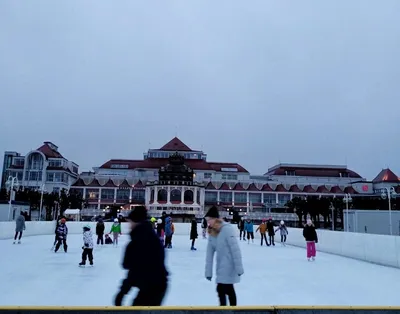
0 188 9 201
318 197 332 228
331 197 344 230
286 197 307 226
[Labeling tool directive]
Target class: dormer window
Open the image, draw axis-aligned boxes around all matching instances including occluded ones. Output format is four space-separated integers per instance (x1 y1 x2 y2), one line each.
340 172 349 177
285 170 295 176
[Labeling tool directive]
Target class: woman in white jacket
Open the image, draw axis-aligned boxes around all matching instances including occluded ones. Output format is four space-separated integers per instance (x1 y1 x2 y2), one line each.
79 225 94 267
205 206 244 306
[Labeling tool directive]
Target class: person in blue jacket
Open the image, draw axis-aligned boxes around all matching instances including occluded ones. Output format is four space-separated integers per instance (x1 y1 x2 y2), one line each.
164 216 173 249
244 219 254 244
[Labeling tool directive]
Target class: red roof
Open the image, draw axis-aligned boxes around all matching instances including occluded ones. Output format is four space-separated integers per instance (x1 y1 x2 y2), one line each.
275 184 287 192
261 184 274 191
36 143 64 159
247 183 259 191
205 182 216 190
87 178 101 187
372 169 400 183
219 183 231 190
233 183 245 191
265 164 362 178
303 185 316 193
100 158 248 173
103 179 116 187
344 186 357 194
289 185 302 192
118 179 131 188
316 185 330 193
133 180 144 189
330 186 343 193
71 178 86 187
159 137 192 152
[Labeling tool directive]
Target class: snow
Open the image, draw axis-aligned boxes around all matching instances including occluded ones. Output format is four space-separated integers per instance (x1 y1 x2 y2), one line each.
1 234 400 306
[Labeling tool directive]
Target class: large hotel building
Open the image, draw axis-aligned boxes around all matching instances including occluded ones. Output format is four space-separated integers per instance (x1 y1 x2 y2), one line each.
2 137 400 221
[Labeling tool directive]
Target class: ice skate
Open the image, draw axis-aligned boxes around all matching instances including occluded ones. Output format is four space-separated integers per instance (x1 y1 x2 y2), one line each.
307 258 311 262
18 241 21 244
79 262 85 267
311 257 315 261
89 261 94 266
13 241 15 244
191 246 197 251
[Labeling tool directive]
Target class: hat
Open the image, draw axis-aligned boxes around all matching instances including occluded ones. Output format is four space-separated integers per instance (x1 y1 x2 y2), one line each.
157 218 162 224
280 220 284 225
205 206 219 218
127 206 148 222
83 225 91 230
114 218 119 223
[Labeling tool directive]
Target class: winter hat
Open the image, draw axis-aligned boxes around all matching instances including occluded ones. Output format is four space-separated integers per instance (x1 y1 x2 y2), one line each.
83 225 90 231
262 218 266 222
157 218 162 224
127 206 148 223
61 218 66 223
280 220 284 225
114 218 119 223
205 206 219 218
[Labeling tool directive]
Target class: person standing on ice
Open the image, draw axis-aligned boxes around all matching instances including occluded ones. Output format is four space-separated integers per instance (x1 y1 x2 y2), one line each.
256 219 268 246
303 219 318 261
275 220 288 246
54 218 68 253
13 212 26 244
79 225 94 267
201 217 208 239
244 218 254 244
156 218 165 246
164 216 173 249
109 218 122 247
190 218 198 250
205 206 244 306
114 206 168 306
237 218 246 241
266 218 275 246
96 218 105 245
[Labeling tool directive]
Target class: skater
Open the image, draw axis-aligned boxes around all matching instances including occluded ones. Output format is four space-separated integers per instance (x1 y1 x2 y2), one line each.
114 206 168 306
164 216 173 249
105 234 113 244
238 218 246 241
303 219 318 261
201 217 208 239
190 218 198 250
109 218 122 247
267 218 275 246
256 219 269 246
54 218 68 253
156 219 165 246
275 220 288 245
96 218 105 245
79 225 94 267
244 219 254 243
13 212 26 244
205 206 244 306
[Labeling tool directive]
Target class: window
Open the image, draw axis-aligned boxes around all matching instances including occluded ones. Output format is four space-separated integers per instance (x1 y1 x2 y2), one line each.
249 193 261 203
72 166 78 174
110 164 129 169
101 189 115 200
47 173 54 182
49 160 62 167
204 173 212 179
14 158 24 167
264 193 276 205
221 174 237 180
234 192 247 203
132 190 145 202
220 192 232 203
28 171 41 181
285 170 295 176
340 172 349 177
63 173 69 183
86 189 99 200
116 189 130 201
54 173 62 182
278 194 291 206
205 192 217 202
16 172 23 181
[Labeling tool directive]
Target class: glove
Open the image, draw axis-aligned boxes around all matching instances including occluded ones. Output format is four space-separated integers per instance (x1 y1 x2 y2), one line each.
82 246 85 250
206 277 212 281
114 292 125 306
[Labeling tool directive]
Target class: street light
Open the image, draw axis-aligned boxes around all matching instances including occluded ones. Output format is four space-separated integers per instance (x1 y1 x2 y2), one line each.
329 203 335 231
343 194 352 232
39 184 46 221
381 187 397 236
5 176 20 221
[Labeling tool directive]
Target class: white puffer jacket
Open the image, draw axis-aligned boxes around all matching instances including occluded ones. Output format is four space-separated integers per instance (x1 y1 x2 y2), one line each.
83 230 94 249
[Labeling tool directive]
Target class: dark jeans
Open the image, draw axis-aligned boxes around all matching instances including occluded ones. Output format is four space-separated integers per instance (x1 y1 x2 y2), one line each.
191 239 196 247
239 230 245 239
281 235 287 242
14 231 23 241
82 248 93 264
97 234 104 245
55 237 68 252
165 235 172 247
260 233 269 246
269 235 275 245
132 282 167 306
217 283 237 306
247 232 254 240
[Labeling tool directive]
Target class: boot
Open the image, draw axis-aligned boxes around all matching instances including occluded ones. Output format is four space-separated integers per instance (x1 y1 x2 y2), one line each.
79 262 85 267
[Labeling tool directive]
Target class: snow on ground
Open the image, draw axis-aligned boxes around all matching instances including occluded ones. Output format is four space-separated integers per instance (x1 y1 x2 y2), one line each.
1 233 400 306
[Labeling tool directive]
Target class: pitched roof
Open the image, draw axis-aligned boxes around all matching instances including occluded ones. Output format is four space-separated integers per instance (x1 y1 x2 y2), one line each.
265 164 362 178
36 143 64 159
102 179 116 187
133 180 145 189
344 186 357 194
219 182 231 190
303 185 316 193
205 182 216 190
87 178 101 187
372 169 400 183
316 185 330 193
159 137 192 152
330 186 343 193
289 185 302 193
247 183 259 191
261 184 274 191
275 184 287 192
233 183 245 191
71 178 86 187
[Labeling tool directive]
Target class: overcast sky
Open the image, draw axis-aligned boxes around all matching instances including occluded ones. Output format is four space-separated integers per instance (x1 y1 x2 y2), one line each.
1 0 399 180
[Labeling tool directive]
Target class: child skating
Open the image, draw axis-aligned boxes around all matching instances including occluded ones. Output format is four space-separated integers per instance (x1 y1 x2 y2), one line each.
303 219 318 261
275 220 288 246
190 218 198 251
156 218 165 246
201 217 207 239
256 218 269 246
105 234 113 244
79 225 94 267
109 218 122 247
244 218 254 244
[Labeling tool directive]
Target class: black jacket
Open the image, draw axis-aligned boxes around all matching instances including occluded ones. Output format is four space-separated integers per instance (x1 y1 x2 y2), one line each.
96 222 105 235
267 221 275 236
190 220 198 240
120 221 168 292
238 220 245 231
303 225 318 242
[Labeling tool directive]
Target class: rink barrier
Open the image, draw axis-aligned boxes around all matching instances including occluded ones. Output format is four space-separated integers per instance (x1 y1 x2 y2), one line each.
2 221 400 268
1 306 400 314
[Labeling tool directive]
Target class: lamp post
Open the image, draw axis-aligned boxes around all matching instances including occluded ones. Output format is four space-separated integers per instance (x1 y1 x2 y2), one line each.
343 194 352 232
39 184 46 221
381 187 397 236
329 203 335 231
5 176 20 221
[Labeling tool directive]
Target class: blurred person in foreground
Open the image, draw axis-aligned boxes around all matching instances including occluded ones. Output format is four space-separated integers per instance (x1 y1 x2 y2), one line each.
114 206 168 306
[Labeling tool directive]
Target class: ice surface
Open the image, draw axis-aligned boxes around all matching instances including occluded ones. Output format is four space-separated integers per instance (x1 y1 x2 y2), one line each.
1 234 400 306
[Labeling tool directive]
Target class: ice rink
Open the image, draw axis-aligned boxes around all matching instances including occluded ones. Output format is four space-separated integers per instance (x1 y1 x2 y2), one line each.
1 233 400 306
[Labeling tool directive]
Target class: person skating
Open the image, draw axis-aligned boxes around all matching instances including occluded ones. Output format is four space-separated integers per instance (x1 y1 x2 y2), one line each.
266 218 275 246
109 218 122 247
79 225 94 267
54 218 68 253
190 218 198 250
205 206 244 306
156 219 165 246
275 220 288 246
13 212 26 244
244 218 254 244
164 216 173 249
114 206 168 306
256 219 269 246
303 219 318 261
105 234 113 244
96 218 105 245
201 217 208 239
238 218 246 241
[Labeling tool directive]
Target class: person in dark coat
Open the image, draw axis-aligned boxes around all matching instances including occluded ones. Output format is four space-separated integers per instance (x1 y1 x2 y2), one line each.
238 218 246 241
96 218 105 245
54 218 68 253
190 218 198 251
13 212 26 244
114 206 168 306
266 218 275 246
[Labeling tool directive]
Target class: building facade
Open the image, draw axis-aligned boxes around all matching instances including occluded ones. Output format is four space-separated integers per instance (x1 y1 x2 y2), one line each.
1 142 79 194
